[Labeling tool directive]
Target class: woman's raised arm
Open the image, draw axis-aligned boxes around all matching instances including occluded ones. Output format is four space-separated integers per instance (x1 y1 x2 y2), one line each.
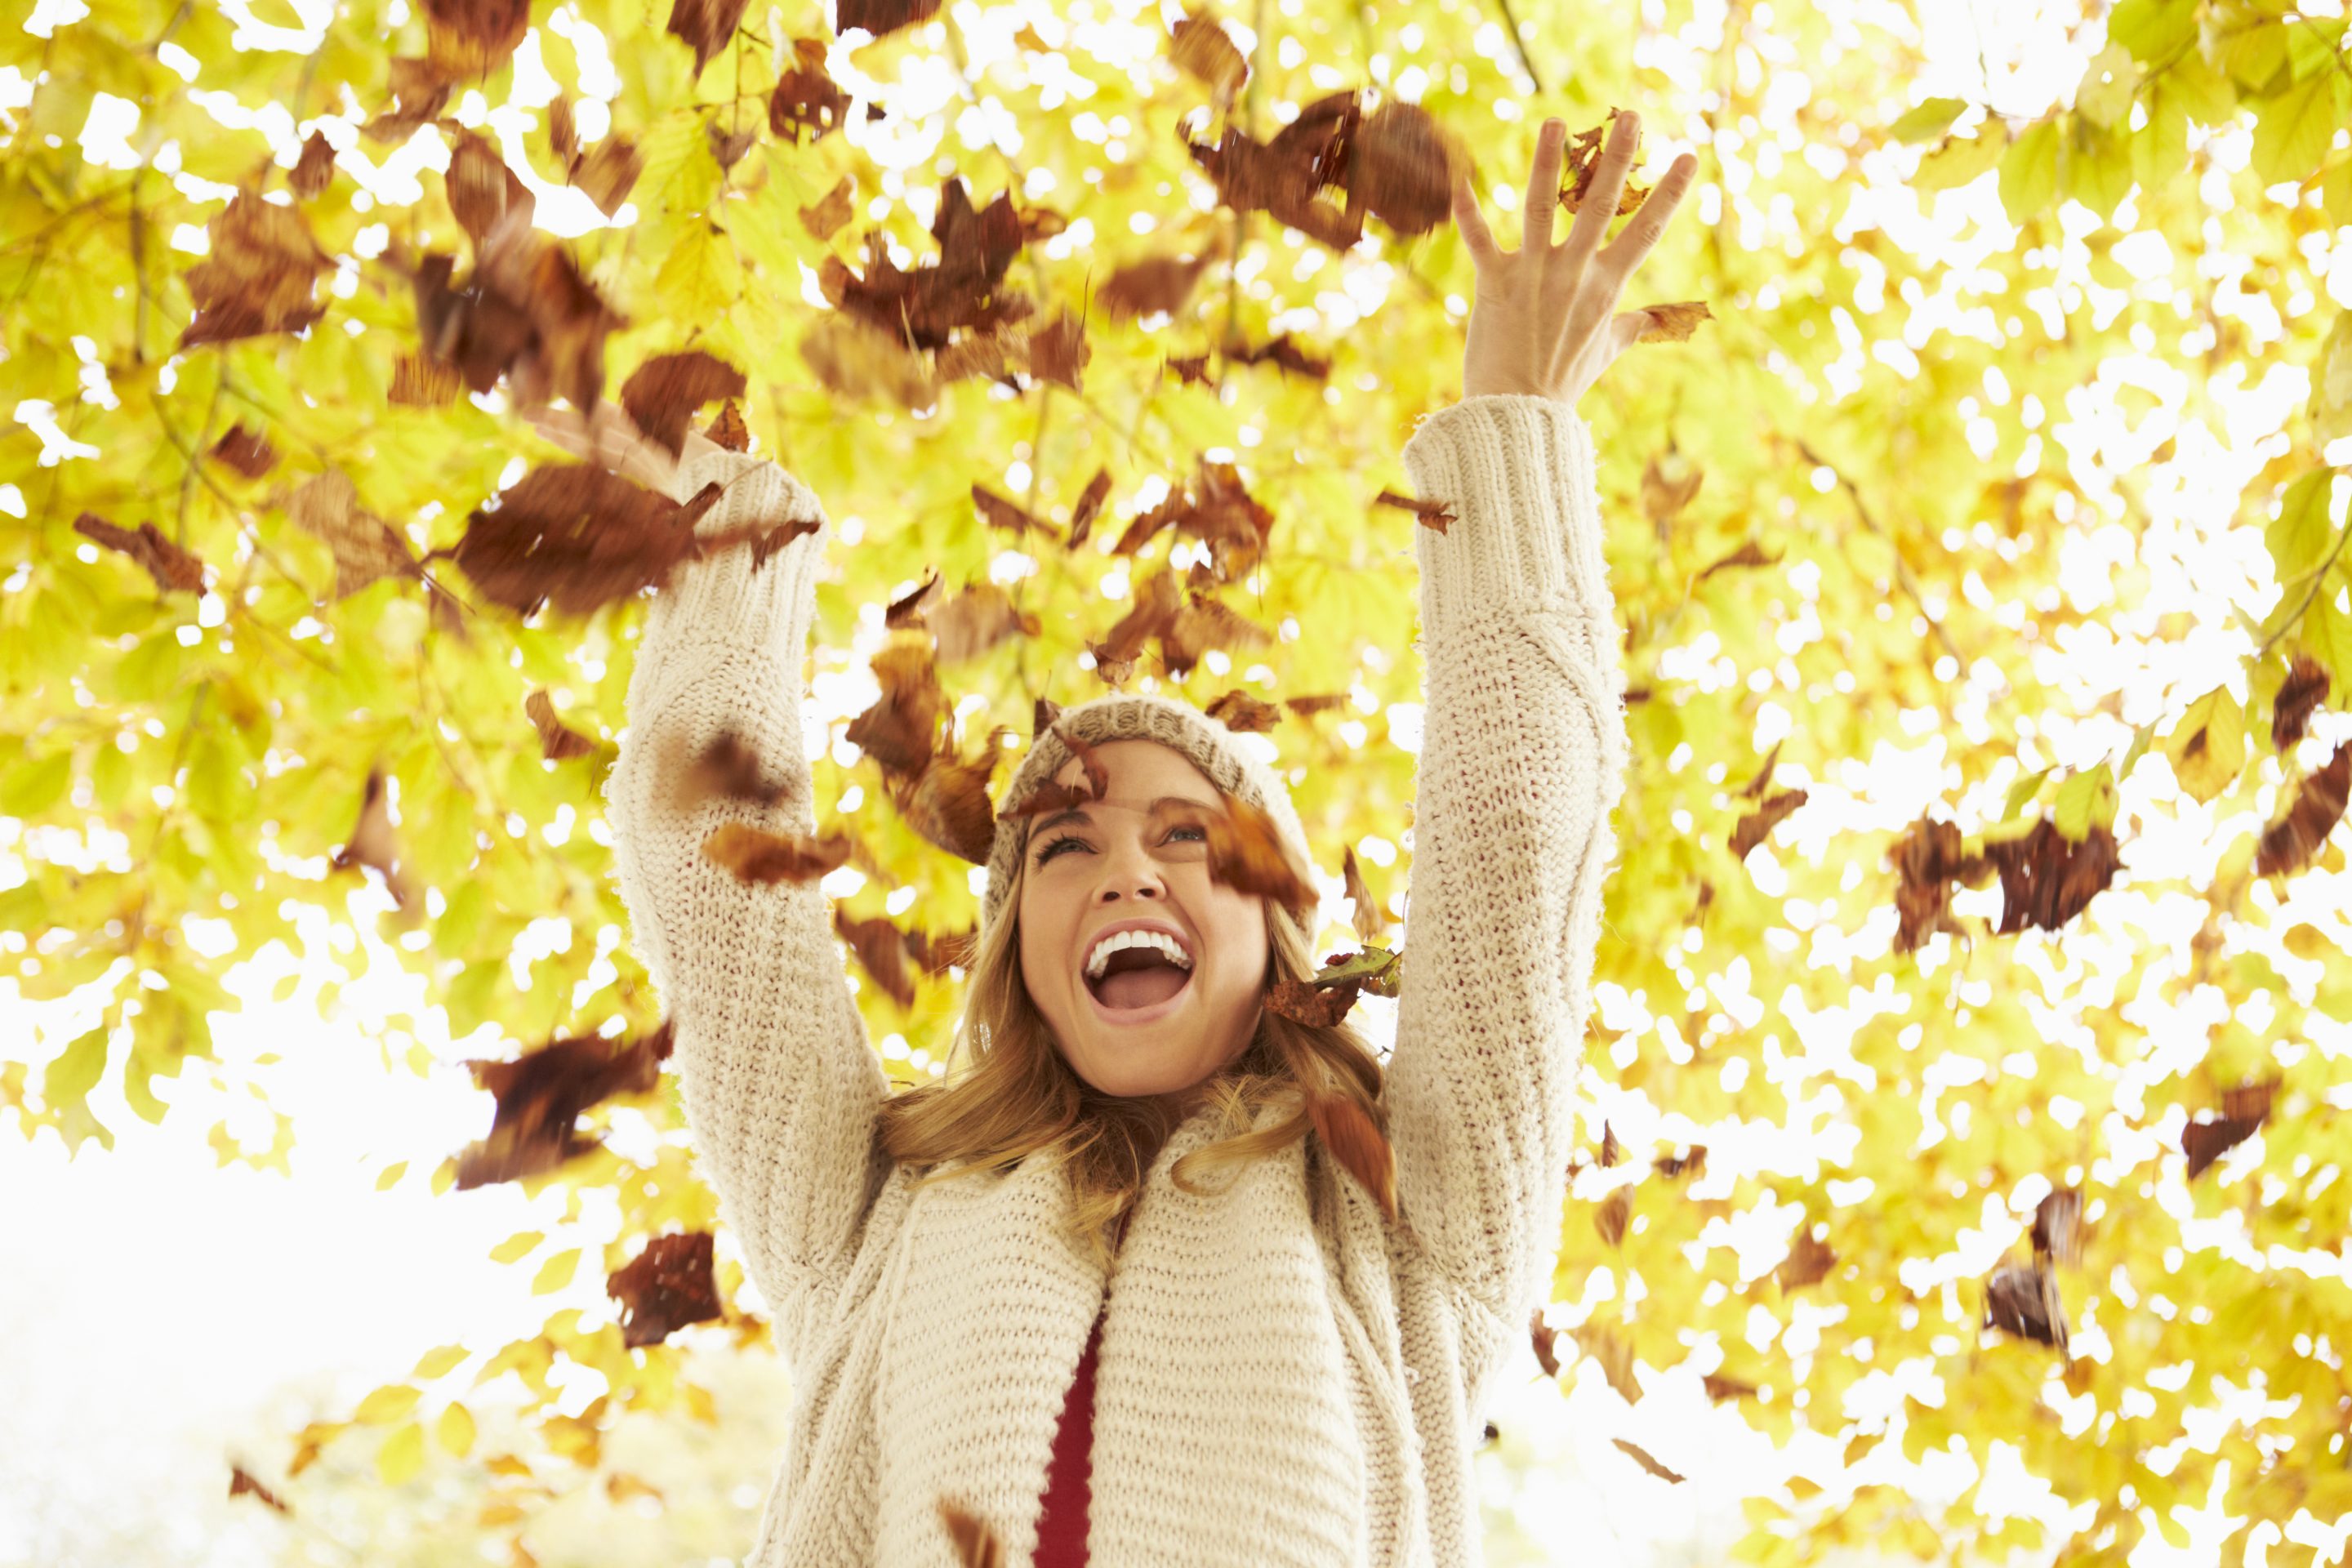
589 405 892 1369
1386 111 1691 1327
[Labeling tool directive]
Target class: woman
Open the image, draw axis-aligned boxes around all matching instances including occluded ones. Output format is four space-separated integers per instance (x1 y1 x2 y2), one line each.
595 110 1692 1568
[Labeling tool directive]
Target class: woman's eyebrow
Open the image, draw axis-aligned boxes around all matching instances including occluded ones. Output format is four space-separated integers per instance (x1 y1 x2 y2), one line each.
1031 795 1214 835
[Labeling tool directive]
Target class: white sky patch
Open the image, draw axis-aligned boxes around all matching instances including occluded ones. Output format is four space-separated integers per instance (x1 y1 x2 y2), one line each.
12 400 100 464
75 92 143 171
215 0 332 52
21 0 89 37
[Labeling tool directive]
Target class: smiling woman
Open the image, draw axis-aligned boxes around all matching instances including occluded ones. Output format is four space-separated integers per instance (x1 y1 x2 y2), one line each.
878 710 1392 1269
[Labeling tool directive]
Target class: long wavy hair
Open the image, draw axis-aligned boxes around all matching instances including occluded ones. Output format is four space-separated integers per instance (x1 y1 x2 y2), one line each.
876 793 1392 1272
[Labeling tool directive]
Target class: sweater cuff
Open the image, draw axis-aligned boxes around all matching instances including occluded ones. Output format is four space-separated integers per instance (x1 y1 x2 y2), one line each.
1401 394 1608 640
645 450 832 665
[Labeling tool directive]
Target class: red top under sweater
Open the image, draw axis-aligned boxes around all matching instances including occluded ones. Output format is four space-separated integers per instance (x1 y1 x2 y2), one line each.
1033 1210 1131 1566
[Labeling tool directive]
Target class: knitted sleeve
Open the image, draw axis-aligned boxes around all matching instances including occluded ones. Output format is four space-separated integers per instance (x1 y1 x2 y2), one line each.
1389 394 1631 1325
601 447 893 1345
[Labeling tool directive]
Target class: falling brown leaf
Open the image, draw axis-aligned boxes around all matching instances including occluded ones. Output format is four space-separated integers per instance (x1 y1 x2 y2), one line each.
701 822 856 886
621 350 749 457
1634 301 1713 342
1776 1225 1836 1290
1612 1439 1685 1483
1307 1088 1396 1221
228 1463 292 1513
1102 250 1214 321
207 425 279 479
1642 450 1704 525
705 398 751 452
1266 975 1360 1027
408 209 629 412
800 310 938 409
1702 1372 1758 1402
2032 1186 2084 1267
1530 1309 1561 1378
606 1228 724 1348
1185 89 1365 252
2183 1077 2277 1180
1067 466 1113 549
1374 488 1455 535
1654 1145 1707 1180
1981 818 2121 935
1598 1120 1621 1168
706 118 757 172
799 174 856 240
1155 794 1316 920
421 0 530 78
886 725 1007 864
1169 9 1248 99
1890 813 1990 953
569 136 644 217
838 0 943 43
937 1497 1004 1568
74 513 206 595
929 581 1040 664
290 131 336 199
844 642 947 776
1340 844 1386 944
1558 111 1655 219
906 923 978 976
1698 538 1780 581
999 719 1113 822
1730 787 1806 858
1570 1323 1642 1404
286 470 423 600
525 688 599 760
666 0 751 77
330 764 420 911
971 483 1059 543
770 36 853 143
1594 1186 1631 1248
819 177 1031 351
1203 689 1284 733
2256 738 2351 877
660 726 792 816
884 569 943 629
835 907 916 1007
452 1018 675 1189
2273 653 2329 752
390 351 462 407
1348 100 1465 237
363 56 455 145
447 129 532 250
179 190 330 348
1982 1258 2068 1354
1024 308 1089 390
438 464 720 618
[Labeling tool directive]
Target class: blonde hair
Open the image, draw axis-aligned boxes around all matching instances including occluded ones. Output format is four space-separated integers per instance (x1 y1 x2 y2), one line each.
876 792 1390 1272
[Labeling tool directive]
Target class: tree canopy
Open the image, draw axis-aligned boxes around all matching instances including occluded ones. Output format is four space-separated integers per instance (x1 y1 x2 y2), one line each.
3 0 2350 1563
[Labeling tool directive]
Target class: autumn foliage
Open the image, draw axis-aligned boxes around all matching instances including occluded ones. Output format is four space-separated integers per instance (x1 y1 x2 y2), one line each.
5 0 2352 1564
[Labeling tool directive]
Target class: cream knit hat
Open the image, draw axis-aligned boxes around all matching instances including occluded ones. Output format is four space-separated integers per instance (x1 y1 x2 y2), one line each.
979 690 1316 947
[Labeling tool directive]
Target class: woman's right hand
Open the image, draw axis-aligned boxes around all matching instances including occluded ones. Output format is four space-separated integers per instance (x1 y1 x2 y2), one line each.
528 399 724 498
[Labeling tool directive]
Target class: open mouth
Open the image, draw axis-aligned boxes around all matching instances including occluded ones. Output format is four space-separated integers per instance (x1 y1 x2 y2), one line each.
1081 942 1196 1017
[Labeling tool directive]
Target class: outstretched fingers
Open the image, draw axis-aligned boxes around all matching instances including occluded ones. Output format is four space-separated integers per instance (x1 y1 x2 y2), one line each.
1597 152 1700 285
1452 167 1500 270
1521 118 1567 256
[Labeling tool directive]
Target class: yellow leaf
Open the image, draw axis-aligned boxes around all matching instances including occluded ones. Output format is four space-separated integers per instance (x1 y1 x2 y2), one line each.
2266 466 2339 586
2163 686 2247 804
491 1230 546 1265
375 1160 408 1191
412 1343 470 1379
437 1401 478 1458
655 222 741 321
376 1420 425 1486
354 1383 421 1425
532 1247 581 1294
269 972 301 1004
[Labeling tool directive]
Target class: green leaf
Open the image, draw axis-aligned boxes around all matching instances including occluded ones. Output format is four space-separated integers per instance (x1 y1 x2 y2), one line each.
0 748 74 817
654 220 742 321
2108 0 2198 64
2247 69 2345 188
2266 466 2340 587
1997 118 2061 225
1888 97 1968 145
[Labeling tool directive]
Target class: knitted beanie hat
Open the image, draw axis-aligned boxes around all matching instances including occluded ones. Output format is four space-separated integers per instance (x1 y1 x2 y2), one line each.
979 690 1316 948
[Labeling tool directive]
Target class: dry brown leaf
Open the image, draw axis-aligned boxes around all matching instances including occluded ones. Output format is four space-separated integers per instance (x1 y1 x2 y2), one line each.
73 513 206 595
525 688 599 760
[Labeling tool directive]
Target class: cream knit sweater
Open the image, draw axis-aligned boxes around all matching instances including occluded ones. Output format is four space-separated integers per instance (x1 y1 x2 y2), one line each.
603 394 1630 1568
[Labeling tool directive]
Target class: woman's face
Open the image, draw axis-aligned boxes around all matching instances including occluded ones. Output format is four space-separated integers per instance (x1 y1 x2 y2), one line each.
1016 740 1269 1100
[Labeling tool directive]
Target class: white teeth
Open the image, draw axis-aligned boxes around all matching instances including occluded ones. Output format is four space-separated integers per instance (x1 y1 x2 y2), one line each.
1083 929 1194 981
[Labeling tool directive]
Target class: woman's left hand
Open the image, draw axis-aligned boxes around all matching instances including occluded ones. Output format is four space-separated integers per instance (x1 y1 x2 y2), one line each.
1449 109 1698 411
